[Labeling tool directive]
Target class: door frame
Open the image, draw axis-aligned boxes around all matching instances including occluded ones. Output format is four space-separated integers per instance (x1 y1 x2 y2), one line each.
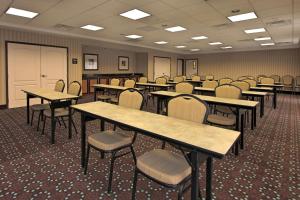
184 58 199 76
177 58 184 76
153 56 171 80
5 41 69 107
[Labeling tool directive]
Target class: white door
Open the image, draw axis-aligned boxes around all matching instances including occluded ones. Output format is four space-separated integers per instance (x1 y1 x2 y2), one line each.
154 57 171 79
177 59 183 76
41 46 67 91
185 59 198 78
8 43 41 108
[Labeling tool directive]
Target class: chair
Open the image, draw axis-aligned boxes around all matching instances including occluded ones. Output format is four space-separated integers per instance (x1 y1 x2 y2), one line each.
202 80 218 89
31 79 65 130
257 75 267 83
146 77 167 105
244 79 257 87
84 89 144 193
174 76 184 83
219 78 233 85
42 81 81 136
163 75 170 82
182 76 187 81
282 75 294 92
192 75 201 81
237 76 248 81
132 95 209 200
97 78 120 102
139 77 148 83
205 75 214 80
260 77 275 84
175 82 194 94
247 75 255 80
110 80 136 104
231 81 250 91
270 75 280 83
295 76 300 91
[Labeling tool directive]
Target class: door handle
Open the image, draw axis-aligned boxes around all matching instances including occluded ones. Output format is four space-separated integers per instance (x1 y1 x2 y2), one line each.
41 75 47 78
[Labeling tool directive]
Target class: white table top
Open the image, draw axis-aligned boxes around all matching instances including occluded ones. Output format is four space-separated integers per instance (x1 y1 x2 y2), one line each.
93 84 143 91
136 82 172 87
194 87 268 96
72 101 240 158
257 84 284 88
23 88 78 101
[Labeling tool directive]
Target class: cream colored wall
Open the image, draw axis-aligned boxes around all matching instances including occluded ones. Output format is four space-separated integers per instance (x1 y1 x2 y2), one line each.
0 28 82 105
185 48 300 80
136 52 148 76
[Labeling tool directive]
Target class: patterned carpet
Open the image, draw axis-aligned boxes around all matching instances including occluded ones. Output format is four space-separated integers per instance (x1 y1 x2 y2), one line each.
0 94 299 200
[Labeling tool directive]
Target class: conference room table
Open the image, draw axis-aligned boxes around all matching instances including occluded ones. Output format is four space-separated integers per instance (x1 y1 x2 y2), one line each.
251 84 284 109
93 84 143 101
135 82 173 90
194 87 268 117
72 101 240 200
22 88 79 144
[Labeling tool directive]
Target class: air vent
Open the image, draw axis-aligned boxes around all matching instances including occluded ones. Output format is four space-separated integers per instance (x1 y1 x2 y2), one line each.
137 26 160 32
266 19 291 27
212 23 232 29
53 24 74 31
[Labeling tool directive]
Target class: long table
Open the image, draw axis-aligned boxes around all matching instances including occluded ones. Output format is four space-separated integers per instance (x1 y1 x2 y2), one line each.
251 84 283 109
23 88 79 144
194 87 267 117
135 82 173 89
72 101 240 200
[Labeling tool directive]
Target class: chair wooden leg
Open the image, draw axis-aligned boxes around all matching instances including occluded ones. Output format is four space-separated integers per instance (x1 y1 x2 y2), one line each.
71 118 78 135
61 117 67 128
131 168 138 200
37 112 42 131
108 151 117 193
161 141 166 149
30 110 35 126
177 184 185 200
84 144 90 175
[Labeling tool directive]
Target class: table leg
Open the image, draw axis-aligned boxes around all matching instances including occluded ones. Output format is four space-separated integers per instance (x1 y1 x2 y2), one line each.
68 106 72 139
26 94 30 124
254 107 257 127
273 88 277 109
206 157 213 200
51 106 55 144
251 108 254 130
41 99 44 121
81 113 86 168
157 97 161 114
260 96 264 117
235 108 240 156
94 88 97 101
191 151 199 200
100 120 104 131
240 114 244 149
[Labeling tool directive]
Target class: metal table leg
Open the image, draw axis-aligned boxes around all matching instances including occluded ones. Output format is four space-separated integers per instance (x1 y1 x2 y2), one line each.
191 151 200 200
206 157 213 200
26 94 30 124
81 113 86 168
260 96 264 117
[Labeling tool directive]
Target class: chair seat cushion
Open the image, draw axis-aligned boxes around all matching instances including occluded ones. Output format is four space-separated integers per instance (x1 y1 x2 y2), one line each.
97 95 111 100
137 149 191 185
31 104 50 111
215 105 233 114
110 97 118 104
44 108 69 117
88 130 132 151
207 114 236 126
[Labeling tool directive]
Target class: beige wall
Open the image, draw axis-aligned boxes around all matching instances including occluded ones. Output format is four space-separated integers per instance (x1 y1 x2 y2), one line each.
185 48 300 80
0 28 82 105
136 52 148 76
82 45 137 74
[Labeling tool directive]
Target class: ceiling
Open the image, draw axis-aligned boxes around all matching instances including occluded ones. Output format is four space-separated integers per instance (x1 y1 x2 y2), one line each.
0 0 299 54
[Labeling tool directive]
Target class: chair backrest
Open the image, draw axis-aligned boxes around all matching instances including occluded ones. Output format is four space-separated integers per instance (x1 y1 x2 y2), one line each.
206 75 214 80
202 80 218 89
282 75 294 85
247 75 255 80
173 76 184 83
295 76 300 86
270 75 280 83
54 79 65 92
163 75 170 81
231 81 250 91
219 78 233 85
175 82 193 94
68 81 81 104
118 89 144 110
260 77 275 84
111 78 120 86
244 79 257 87
257 75 267 82
192 75 201 81
124 79 136 88
182 76 186 80
155 77 167 84
139 77 148 83
237 76 248 81
167 94 209 124
215 84 241 99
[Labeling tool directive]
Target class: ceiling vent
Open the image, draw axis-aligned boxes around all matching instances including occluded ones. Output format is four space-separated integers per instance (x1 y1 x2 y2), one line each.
266 19 291 27
53 24 74 31
212 23 232 29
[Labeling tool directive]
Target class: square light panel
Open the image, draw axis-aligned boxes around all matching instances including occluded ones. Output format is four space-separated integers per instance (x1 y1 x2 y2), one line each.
175 46 186 48
155 41 168 44
228 12 257 22
261 43 275 46
81 25 104 31
209 42 222 45
125 35 143 39
6 7 38 18
221 46 232 49
244 28 266 34
192 36 208 40
254 37 271 41
120 9 150 20
165 26 186 32
190 49 200 52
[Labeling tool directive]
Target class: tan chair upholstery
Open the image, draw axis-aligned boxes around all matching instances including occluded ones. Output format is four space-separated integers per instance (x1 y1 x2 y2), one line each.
124 79 136 88
85 88 144 193
257 75 267 82
282 75 294 90
156 77 167 84
215 84 241 99
182 76 186 81
207 114 236 126
261 77 275 84
231 81 250 91
175 82 193 94
192 75 201 81
111 78 120 86
237 76 248 81
219 78 233 85
247 76 255 80
139 77 148 83
295 76 300 91
163 75 170 81
54 79 65 92
206 75 214 80
202 80 218 89
174 76 184 83
137 149 191 185
244 79 257 87
270 75 280 83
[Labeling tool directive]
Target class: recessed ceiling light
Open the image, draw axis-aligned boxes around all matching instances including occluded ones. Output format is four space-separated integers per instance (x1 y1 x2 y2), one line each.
228 12 257 22
175 45 186 48
221 46 233 49
6 7 38 18
261 43 275 46
191 36 208 40
165 26 186 32
125 34 143 39
120 9 150 20
244 28 266 34
154 41 168 44
254 37 271 41
209 42 222 45
81 25 104 31
190 49 200 51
